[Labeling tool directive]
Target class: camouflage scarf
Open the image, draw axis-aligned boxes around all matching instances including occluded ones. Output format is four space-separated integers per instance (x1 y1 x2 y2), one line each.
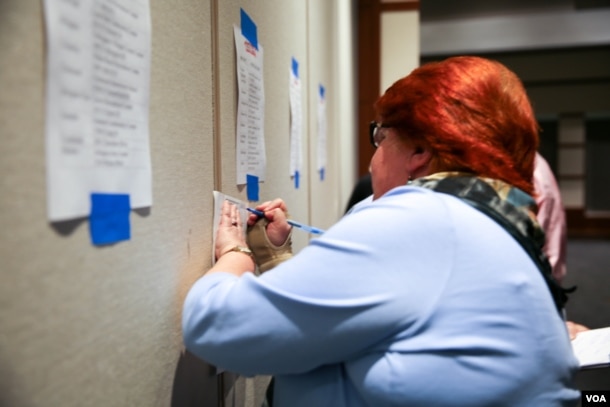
411 172 569 314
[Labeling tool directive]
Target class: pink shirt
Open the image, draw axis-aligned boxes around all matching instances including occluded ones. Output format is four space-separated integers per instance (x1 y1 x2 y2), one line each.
533 153 567 283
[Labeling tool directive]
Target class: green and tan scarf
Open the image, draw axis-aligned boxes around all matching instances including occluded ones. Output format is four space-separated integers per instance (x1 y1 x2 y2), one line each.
411 172 571 314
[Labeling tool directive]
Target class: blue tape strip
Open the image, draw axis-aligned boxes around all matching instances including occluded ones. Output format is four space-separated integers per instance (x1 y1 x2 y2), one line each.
240 8 258 50
320 167 325 181
90 193 131 246
294 170 300 189
247 174 259 201
319 84 325 99
292 57 299 78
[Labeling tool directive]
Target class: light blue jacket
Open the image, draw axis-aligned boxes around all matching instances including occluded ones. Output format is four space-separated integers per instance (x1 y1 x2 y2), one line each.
183 185 580 406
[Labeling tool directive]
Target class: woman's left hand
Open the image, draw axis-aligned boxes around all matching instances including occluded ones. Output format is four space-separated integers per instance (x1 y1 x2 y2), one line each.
566 320 589 340
215 200 248 260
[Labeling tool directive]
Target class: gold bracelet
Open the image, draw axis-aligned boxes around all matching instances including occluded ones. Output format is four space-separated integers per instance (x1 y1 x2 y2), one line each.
224 245 255 260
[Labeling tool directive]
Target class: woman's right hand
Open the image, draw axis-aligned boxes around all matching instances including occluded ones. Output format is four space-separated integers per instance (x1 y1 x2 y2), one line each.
247 198 292 246
247 198 293 273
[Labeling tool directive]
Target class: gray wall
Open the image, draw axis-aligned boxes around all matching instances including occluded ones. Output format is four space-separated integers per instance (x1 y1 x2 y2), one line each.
419 3 610 214
0 1 356 406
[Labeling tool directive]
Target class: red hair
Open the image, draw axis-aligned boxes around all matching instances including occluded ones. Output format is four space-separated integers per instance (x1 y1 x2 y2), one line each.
374 56 539 195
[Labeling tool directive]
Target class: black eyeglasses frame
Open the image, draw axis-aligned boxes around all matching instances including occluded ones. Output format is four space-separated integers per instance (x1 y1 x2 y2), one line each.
369 121 391 148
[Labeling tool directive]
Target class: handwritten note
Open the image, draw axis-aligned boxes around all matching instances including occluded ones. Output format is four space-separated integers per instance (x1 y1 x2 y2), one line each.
44 0 152 221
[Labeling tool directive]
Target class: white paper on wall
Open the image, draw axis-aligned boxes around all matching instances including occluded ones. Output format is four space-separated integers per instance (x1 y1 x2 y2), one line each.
233 25 266 185
43 0 153 221
317 85 327 177
289 62 303 179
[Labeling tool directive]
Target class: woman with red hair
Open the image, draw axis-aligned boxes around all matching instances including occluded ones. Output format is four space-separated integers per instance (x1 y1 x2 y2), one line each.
183 56 580 407
372 56 538 195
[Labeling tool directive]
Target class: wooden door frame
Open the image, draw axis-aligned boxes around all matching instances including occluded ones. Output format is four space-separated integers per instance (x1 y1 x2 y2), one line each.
356 0 419 177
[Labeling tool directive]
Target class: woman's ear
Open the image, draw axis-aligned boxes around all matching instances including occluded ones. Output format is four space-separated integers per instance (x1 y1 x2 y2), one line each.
406 145 433 178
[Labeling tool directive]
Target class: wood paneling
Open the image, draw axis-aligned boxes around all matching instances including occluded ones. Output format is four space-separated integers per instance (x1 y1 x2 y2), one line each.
357 0 381 176
357 0 420 177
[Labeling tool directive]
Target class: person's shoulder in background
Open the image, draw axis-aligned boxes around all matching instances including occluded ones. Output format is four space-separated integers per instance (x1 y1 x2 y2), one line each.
533 152 567 283
345 173 373 214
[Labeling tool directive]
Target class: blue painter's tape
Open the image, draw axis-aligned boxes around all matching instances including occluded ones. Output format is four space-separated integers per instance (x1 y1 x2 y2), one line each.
240 8 258 50
319 84 325 99
292 57 299 78
294 170 300 189
90 193 131 246
247 174 259 201
320 167 325 181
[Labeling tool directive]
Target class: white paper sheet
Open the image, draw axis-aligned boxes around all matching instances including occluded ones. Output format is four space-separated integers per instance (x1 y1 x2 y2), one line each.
44 0 152 221
289 63 303 178
233 25 266 185
571 326 610 369
317 85 327 176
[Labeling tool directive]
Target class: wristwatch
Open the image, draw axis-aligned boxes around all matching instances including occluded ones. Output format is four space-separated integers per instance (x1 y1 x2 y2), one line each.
226 245 255 260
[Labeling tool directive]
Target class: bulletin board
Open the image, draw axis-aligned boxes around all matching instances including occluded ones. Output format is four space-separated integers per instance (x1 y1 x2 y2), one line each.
0 1 356 406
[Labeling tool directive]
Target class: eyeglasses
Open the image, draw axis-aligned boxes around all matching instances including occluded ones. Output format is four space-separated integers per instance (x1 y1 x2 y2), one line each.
369 121 390 148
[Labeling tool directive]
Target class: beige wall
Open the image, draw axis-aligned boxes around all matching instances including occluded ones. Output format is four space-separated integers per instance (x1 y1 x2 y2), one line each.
380 10 420 94
0 0 356 406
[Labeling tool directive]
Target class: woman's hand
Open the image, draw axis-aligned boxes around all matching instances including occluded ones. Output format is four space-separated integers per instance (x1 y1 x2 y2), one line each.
215 200 248 260
247 198 292 246
566 320 589 340
246 198 293 272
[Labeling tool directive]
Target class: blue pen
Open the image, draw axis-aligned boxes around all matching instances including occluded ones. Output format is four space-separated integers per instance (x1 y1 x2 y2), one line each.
247 207 325 235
